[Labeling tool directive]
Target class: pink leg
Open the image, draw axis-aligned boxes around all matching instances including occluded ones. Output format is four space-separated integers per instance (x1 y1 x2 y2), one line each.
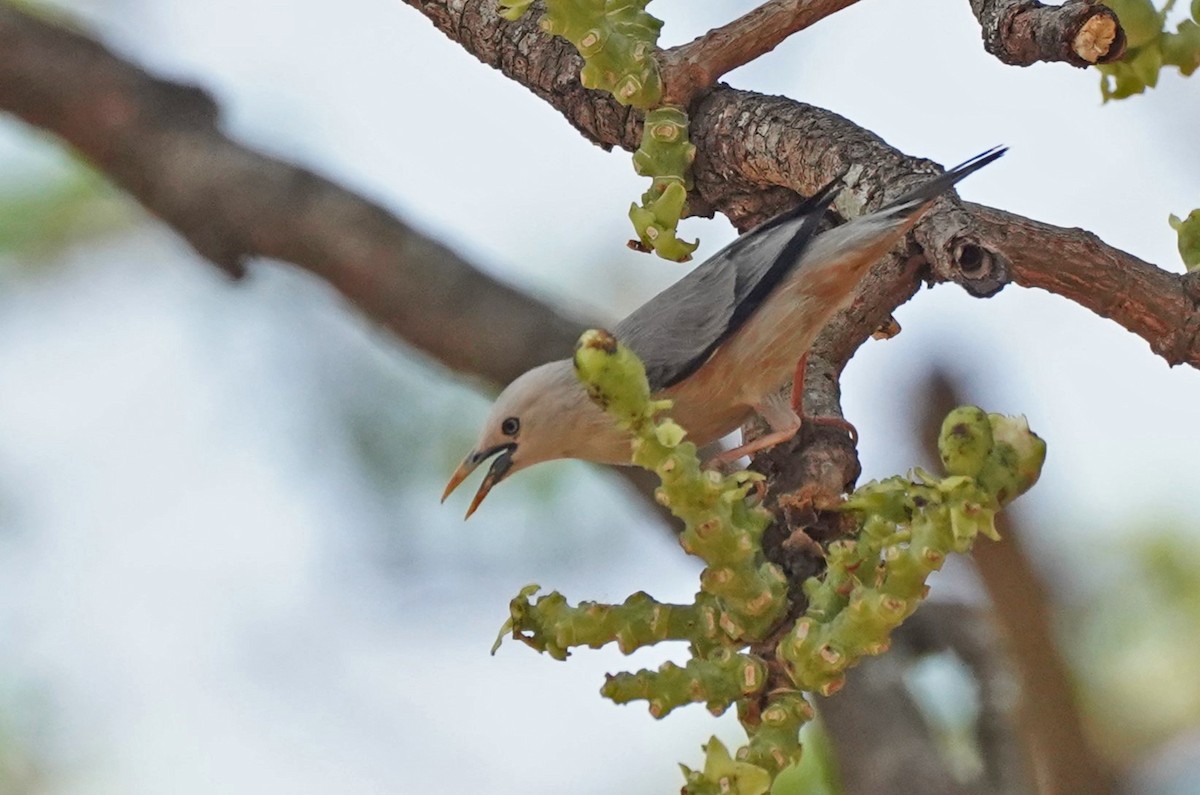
707 426 802 468
706 391 802 469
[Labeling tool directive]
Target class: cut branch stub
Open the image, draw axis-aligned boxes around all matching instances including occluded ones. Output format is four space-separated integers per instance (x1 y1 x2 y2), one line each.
971 0 1127 67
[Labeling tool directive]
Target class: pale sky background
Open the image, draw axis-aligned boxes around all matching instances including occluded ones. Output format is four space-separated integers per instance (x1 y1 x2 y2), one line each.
0 1 1198 793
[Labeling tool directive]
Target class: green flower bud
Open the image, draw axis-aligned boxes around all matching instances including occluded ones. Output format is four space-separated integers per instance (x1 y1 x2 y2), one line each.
682 737 772 795
1098 61 1147 100
976 413 1046 504
938 406 993 477
628 108 700 261
1162 20 1200 75
496 0 535 21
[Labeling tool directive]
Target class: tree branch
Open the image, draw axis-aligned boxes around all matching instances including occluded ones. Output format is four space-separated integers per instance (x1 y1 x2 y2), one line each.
658 0 861 106
403 0 1200 371
969 0 1126 66
966 203 1200 366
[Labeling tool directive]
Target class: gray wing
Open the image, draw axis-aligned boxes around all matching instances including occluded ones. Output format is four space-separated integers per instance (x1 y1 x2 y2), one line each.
615 178 843 391
615 146 1008 391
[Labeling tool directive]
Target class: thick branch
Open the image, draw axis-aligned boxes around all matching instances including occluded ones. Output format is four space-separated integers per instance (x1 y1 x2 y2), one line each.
969 0 1126 66
659 0 861 106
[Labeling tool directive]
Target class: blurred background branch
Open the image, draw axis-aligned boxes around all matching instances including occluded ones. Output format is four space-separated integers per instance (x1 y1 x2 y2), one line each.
0 4 580 388
0 1 680 522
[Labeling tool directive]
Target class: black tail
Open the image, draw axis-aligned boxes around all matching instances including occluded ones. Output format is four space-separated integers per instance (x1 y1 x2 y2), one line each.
885 146 1007 213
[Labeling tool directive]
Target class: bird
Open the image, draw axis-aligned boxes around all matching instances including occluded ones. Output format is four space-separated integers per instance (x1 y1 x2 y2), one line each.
443 147 1007 517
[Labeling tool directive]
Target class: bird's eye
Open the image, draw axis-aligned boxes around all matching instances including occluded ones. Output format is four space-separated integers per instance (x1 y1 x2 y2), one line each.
500 416 520 437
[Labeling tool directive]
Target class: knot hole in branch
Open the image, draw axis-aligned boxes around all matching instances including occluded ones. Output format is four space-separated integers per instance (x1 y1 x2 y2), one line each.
951 240 1009 297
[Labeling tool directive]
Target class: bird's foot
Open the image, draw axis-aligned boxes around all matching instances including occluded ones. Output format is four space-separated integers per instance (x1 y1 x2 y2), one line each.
804 414 859 445
705 427 801 471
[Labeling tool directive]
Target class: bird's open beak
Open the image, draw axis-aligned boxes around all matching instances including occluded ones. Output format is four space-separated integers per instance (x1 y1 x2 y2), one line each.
441 443 517 519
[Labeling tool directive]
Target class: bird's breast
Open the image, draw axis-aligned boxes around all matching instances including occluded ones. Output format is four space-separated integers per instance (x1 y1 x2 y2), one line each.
657 252 868 443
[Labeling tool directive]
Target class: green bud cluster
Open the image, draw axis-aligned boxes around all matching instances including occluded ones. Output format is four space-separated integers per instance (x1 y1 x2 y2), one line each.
496 333 1046 795
573 330 788 641
497 586 729 659
629 107 700 262
1170 209 1200 271
498 0 663 107
601 649 767 717
495 330 801 792
1097 0 1200 100
736 691 814 773
680 738 774 795
778 407 1046 696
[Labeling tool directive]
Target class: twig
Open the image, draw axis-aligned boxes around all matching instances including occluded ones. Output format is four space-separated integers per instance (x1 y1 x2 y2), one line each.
658 0 862 105
969 0 1126 66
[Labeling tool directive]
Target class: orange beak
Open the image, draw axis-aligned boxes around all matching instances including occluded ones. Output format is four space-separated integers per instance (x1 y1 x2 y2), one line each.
441 443 516 519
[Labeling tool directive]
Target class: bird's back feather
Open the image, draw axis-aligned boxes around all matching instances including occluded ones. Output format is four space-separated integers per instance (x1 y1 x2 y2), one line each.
616 176 843 391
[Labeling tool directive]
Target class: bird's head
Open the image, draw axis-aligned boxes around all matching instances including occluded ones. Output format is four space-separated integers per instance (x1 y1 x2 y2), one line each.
442 360 627 518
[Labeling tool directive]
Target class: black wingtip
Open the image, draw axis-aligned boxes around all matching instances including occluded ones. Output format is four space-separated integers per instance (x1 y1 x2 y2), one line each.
946 145 1007 180
811 167 851 205
885 145 1007 212
739 167 847 239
